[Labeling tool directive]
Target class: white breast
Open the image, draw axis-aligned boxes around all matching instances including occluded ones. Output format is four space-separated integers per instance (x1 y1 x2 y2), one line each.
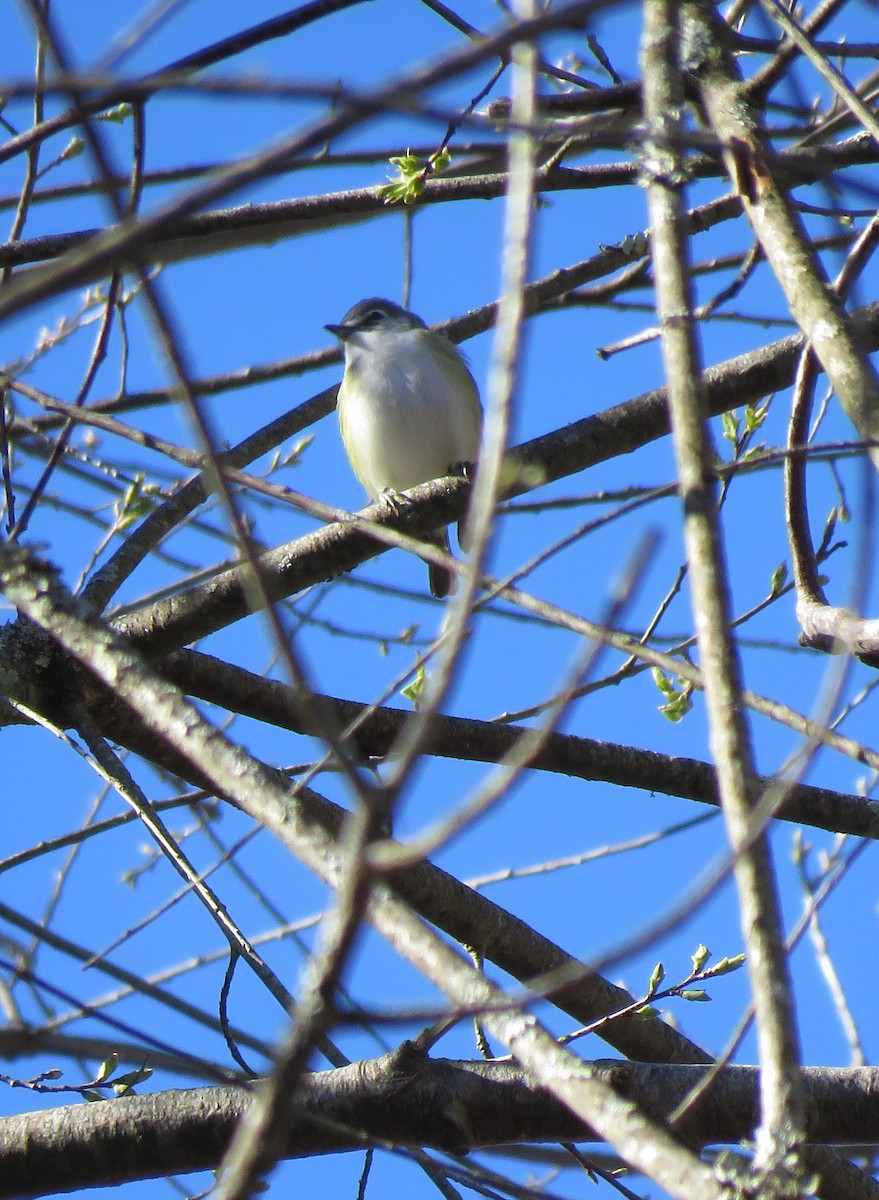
339 328 482 497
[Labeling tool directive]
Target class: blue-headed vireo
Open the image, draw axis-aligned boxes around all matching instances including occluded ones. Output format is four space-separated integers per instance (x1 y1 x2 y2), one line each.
327 298 483 598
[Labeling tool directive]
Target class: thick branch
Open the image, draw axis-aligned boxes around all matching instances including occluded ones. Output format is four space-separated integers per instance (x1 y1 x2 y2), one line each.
164 649 879 841
0 137 876 295
2 1056 878 1198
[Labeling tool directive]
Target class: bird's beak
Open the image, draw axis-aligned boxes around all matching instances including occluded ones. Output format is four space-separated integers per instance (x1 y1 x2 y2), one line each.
325 322 351 341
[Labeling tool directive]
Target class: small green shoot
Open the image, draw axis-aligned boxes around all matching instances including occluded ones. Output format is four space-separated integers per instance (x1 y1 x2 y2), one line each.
381 148 451 205
653 667 693 722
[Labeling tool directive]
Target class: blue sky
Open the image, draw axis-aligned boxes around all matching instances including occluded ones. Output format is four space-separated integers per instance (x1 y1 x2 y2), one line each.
1 2 878 1198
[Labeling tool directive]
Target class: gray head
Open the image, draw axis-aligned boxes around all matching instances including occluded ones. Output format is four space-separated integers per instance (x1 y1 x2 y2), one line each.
326 297 427 342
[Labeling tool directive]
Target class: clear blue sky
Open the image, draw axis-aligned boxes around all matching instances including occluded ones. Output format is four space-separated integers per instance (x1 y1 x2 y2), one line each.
1 2 877 1198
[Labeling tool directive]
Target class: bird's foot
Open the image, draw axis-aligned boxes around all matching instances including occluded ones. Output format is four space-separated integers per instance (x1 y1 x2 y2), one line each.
378 487 411 514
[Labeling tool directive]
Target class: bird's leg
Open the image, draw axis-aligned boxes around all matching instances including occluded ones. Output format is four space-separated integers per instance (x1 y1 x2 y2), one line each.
377 486 411 514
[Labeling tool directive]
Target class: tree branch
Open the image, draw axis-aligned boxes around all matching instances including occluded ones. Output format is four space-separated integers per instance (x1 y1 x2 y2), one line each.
3 1055 877 1199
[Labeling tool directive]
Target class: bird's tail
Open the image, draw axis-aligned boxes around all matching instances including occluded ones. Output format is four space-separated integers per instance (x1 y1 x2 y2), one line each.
425 529 454 598
455 461 477 554
457 515 472 555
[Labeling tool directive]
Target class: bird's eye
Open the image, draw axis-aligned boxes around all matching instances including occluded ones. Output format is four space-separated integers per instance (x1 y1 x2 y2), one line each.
360 309 387 329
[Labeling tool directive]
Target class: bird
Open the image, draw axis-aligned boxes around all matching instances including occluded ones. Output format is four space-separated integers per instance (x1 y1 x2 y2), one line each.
327 297 483 598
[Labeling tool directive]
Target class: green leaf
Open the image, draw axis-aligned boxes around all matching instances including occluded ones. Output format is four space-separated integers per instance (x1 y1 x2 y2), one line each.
114 473 161 531
708 953 746 976
690 944 710 974
744 401 768 432
652 667 673 698
634 1004 659 1019
95 1054 118 1083
60 136 85 162
680 989 710 1001
721 410 739 444
659 689 692 723
769 561 788 595
99 103 133 124
389 152 422 174
381 147 449 206
648 961 665 992
401 660 427 709
280 434 314 468
112 1067 153 1089
380 181 407 204
654 665 694 720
